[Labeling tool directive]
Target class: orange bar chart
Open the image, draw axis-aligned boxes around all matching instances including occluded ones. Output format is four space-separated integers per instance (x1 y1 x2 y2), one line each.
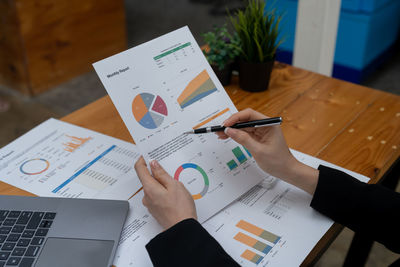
234 232 273 254
193 108 230 129
241 249 264 264
236 220 281 244
63 135 91 152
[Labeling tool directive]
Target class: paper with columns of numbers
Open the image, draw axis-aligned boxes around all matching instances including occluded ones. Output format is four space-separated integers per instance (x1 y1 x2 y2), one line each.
113 150 369 267
93 26 268 222
0 118 142 199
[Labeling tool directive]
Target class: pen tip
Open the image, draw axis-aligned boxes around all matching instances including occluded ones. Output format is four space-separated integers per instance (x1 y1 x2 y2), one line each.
183 131 193 135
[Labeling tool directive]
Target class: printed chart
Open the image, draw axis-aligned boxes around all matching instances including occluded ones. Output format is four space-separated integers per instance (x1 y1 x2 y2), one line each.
93 26 267 223
192 108 230 130
235 220 281 251
174 163 209 199
234 220 281 265
132 93 168 129
227 146 252 171
0 119 142 200
177 70 217 109
63 135 91 152
19 159 50 175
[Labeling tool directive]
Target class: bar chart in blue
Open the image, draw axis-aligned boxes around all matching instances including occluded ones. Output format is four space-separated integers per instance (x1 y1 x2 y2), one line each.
226 146 252 171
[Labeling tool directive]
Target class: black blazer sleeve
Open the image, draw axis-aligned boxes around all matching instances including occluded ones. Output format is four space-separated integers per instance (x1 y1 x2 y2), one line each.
311 165 400 253
146 218 239 267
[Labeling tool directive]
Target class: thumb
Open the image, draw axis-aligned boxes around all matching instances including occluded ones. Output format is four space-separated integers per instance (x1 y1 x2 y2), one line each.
150 160 173 188
225 127 258 152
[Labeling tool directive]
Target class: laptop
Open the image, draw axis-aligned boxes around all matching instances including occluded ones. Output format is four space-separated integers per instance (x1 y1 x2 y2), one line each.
0 195 129 267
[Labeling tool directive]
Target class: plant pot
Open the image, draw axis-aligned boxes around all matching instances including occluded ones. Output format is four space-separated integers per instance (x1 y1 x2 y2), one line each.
239 60 274 92
211 63 233 86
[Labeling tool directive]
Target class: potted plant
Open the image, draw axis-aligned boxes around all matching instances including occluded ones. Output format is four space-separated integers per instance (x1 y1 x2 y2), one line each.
202 25 240 86
231 0 282 92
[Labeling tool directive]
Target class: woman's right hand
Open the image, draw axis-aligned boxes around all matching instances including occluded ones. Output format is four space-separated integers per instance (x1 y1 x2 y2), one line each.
216 108 319 195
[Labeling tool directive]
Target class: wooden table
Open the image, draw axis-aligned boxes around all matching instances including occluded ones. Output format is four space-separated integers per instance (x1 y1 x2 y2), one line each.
1 62 399 265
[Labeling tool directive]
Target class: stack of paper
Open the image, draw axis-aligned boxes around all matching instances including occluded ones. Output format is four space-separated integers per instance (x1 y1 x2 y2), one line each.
0 27 370 267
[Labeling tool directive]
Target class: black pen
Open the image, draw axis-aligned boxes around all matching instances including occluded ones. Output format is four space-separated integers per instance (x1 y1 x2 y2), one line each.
184 117 282 134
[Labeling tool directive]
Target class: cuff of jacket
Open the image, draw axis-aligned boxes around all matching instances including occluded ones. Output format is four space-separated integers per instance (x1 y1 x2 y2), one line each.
146 218 238 267
310 165 365 224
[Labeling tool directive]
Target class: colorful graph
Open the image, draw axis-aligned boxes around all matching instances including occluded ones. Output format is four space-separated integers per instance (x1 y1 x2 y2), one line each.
20 158 50 175
174 163 209 200
177 70 217 109
236 220 281 244
227 160 238 170
241 250 264 265
132 93 168 129
193 108 230 129
234 220 281 265
243 147 252 158
63 135 91 152
233 147 247 164
226 146 250 170
234 232 273 254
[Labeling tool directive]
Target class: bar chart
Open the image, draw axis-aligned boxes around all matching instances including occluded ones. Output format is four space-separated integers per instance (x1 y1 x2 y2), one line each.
63 135 92 152
241 250 264 265
234 219 281 265
226 146 252 171
236 220 281 244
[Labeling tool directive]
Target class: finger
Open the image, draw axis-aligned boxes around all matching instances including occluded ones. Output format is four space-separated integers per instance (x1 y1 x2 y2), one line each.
142 195 148 207
223 108 268 127
134 157 164 191
150 160 174 188
224 127 258 152
215 131 229 139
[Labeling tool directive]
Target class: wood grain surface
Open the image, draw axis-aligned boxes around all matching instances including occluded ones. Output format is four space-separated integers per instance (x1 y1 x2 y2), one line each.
0 0 30 94
0 0 126 95
1 62 399 265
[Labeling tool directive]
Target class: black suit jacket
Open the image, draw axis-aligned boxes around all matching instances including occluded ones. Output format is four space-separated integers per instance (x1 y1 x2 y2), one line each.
146 165 400 266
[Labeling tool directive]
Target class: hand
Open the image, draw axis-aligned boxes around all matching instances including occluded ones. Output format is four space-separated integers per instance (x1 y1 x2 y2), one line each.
216 108 318 195
134 157 197 229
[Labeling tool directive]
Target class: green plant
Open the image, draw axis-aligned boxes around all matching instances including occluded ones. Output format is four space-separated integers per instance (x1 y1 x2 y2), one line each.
230 0 282 63
202 25 240 70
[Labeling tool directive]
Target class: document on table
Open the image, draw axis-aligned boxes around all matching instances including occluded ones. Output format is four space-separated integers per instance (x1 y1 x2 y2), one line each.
203 150 370 267
0 118 142 200
93 26 268 222
113 150 370 267
113 190 163 267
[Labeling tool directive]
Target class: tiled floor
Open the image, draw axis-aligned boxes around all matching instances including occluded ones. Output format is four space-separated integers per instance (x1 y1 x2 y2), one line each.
0 0 399 265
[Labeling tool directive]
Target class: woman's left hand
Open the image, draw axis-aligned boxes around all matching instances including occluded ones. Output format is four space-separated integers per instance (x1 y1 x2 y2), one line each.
134 157 197 230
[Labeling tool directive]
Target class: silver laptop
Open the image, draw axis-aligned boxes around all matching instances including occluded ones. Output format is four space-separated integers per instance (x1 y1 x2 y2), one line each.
0 195 128 267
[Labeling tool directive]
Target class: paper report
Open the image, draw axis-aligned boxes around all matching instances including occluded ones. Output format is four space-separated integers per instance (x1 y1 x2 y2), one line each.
113 150 369 267
0 119 142 199
93 26 268 222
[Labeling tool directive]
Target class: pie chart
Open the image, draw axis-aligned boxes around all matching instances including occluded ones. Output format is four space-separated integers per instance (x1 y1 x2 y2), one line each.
132 93 168 129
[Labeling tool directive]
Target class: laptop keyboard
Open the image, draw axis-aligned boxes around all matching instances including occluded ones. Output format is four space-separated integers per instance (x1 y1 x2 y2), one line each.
0 210 56 267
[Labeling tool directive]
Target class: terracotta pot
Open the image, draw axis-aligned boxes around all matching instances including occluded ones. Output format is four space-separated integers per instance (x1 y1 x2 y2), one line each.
211 63 233 86
239 60 274 92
